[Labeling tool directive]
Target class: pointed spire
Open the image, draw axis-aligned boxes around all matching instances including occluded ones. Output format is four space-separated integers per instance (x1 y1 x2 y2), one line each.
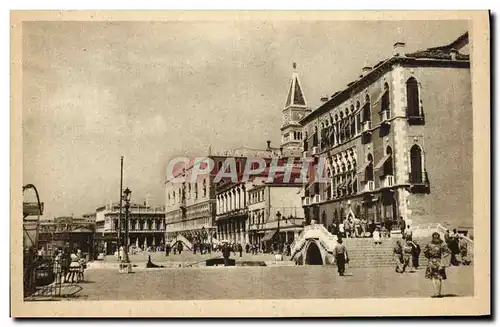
284 62 307 109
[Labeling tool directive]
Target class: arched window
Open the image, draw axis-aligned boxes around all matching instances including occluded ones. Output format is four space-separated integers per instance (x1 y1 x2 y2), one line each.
366 154 374 181
381 83 390 112
406 77 420 117
236 161 241 174
217 161 223 173
410 145 424 183
363 95 371 122
203 179 207 197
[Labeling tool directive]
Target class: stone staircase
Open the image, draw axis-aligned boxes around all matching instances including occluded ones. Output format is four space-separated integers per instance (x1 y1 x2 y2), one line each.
342 237 431 268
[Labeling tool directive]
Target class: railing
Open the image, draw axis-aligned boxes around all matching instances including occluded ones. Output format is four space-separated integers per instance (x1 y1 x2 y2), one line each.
382 175 394 188
312 146 319 155
129 207 166 214
379 110 391 122
362 120 372 132
363 180 375 192
313 194 321 203
302 197 311 206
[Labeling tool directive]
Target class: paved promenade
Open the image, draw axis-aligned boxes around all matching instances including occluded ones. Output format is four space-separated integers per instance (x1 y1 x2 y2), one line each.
89 251 288 268
76 265 473 301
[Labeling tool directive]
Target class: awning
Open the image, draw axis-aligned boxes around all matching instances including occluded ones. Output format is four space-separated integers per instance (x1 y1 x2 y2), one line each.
261 230 277 242
374 154 391 170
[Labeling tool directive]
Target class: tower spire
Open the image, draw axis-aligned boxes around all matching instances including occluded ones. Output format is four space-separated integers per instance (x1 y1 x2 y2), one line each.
284 62 306 109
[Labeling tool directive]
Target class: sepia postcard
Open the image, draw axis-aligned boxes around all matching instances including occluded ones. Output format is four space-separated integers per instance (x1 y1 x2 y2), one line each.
11 10 490 317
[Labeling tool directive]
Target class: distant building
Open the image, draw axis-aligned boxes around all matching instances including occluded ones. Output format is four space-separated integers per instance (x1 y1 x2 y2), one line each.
300 32 471 230
94 202 166 254
36 216 95 254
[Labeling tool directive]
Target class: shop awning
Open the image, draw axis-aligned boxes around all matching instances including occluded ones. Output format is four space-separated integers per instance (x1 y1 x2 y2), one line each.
374 154 391 170
261 230 277 242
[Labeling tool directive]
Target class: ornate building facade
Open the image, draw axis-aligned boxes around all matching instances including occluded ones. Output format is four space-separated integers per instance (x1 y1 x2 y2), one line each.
95 202 166 254
300 32 472 230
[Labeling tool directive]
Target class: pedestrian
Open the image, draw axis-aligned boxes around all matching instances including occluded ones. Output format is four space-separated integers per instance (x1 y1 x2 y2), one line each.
238 243 243 257
177 241 183 255
399 216 406 236
338 221 345 238
372 227 382 245
222 243 231 266
458 235 471 265
52 249 62 285
67 249 81 283
401 240 414 273
333 238 349 276
61 249 71 283
393 240 404 273
77 249 87 282
424 232 451 298
245 243 250 254
449 229 460 266
404 225 413 241
411 241 421 269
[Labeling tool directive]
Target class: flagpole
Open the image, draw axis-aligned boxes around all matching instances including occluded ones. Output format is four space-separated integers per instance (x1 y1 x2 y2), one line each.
119 156 124 253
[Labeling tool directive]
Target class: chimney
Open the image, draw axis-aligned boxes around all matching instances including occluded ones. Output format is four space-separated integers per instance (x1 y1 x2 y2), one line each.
266 140 271 150
393 42 406 56
320 96 329 102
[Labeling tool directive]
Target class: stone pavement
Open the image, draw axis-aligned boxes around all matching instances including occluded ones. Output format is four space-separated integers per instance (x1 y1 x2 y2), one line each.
88 251 287 269
77 265 473 301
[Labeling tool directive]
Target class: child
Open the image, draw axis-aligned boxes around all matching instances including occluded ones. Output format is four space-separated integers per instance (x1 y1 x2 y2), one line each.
373 227 382 245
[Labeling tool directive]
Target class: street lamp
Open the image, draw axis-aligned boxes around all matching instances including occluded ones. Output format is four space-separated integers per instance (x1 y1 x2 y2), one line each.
119 187 132 273
276 211 282 251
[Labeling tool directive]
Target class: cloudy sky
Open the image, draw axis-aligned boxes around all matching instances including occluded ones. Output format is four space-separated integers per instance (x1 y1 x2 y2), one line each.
22 19 468 218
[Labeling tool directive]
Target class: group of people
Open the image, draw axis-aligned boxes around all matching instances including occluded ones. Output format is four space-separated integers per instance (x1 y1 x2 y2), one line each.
445 229 472 266
52 248 87 284
328 216 409 240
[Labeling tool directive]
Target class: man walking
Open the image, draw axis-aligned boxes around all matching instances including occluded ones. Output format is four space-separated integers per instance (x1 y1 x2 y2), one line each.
333 238 349 276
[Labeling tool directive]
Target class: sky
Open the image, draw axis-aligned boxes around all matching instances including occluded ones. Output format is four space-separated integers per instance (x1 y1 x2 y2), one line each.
22 19 468 219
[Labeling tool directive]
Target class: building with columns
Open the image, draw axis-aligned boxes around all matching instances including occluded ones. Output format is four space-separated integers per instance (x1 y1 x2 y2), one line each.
300 31 472 230
95 202 166 254
215 180 249 244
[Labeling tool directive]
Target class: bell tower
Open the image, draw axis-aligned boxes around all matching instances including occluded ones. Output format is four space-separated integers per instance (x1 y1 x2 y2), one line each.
281 63 311 150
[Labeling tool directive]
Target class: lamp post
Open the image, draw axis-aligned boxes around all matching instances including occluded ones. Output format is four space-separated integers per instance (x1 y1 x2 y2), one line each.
119 187 132 273
276 210 282 251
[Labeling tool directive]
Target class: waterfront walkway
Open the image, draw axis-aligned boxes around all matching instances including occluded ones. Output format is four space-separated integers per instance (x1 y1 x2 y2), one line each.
78 265 473 301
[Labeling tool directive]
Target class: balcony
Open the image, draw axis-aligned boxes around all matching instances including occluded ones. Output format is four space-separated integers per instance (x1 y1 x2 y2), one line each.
363 180 375 192
312 194 321 204
312 146 319 155
381 175 395 188
407 112 426 125
302 197 311 206
379 110 391 125
361 120 372 133
408 171 430 193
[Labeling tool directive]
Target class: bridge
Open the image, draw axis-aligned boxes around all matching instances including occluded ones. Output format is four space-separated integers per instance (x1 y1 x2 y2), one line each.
290 222 474 267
